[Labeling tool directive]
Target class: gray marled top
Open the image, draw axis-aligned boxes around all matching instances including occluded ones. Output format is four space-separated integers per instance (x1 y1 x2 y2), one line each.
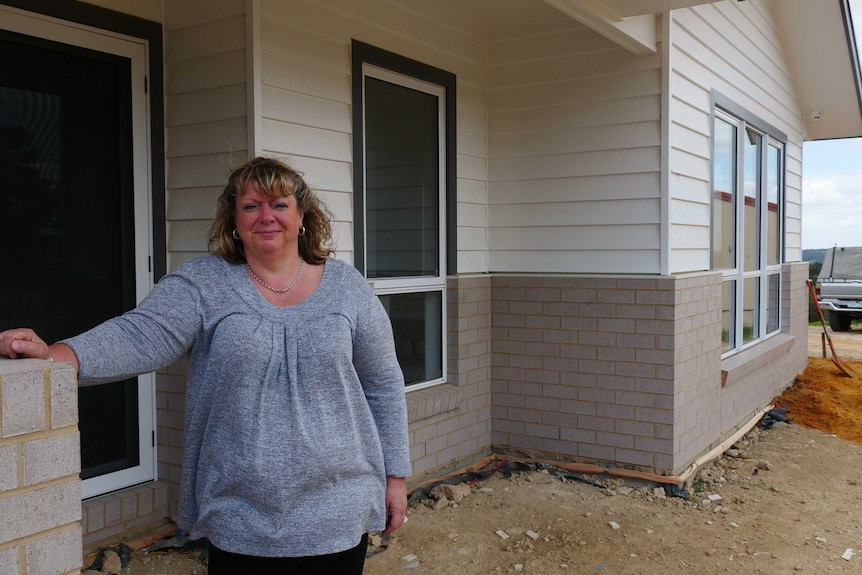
65 256 410 557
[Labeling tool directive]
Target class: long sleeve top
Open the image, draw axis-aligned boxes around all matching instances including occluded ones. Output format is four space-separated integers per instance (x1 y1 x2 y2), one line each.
64 255 411 557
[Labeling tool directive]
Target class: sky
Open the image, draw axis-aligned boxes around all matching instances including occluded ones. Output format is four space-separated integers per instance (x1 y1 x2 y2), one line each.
802 137 862 250
801 0 862 251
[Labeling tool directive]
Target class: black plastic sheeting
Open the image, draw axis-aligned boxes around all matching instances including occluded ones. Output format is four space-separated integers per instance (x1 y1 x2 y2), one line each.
760 406 793 430
144 530 209 561
88 543 133 570
408 407 795 507
408 458 612 508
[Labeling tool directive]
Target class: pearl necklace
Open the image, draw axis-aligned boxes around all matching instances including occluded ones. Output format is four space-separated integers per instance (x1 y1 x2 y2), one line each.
246 259 305 293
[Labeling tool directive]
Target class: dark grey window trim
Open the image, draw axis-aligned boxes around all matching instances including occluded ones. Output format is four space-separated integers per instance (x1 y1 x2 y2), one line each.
351 40 457 275
1 0 167 281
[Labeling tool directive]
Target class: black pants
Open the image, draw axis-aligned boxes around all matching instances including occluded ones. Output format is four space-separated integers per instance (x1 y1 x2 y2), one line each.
207 534 368 575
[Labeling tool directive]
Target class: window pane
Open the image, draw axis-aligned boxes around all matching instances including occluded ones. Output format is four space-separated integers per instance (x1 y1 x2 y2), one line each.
743 128 760 272
767 144 781 265
0 36 140 479
721 280 735 353
743 276 760 344
365 77 439 279
712 117 736 270
379 291 443 386
767 273 780 333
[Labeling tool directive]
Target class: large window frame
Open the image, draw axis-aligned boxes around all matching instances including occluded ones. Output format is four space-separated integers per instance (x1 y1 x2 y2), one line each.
711 94 786 357
1 1 164 498
351 41 456 391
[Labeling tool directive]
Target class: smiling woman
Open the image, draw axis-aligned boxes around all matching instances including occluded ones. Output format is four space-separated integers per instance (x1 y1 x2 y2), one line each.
1 156 412 575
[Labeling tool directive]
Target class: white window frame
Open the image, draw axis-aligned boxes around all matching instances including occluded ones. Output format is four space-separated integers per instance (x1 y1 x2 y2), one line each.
360 64 448 391
713 105 785 357
2 4 156 498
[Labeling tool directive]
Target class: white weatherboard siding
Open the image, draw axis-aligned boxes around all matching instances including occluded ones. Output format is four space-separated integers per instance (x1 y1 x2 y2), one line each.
667 0 804 275
487 17 663 274
258 0 490 271
164 0 248 272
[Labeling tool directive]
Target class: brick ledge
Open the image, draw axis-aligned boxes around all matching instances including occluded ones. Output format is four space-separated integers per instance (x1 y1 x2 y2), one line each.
721 333 795 387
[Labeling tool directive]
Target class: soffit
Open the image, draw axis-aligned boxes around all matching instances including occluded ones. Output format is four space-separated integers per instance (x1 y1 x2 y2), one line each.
416 0 862 139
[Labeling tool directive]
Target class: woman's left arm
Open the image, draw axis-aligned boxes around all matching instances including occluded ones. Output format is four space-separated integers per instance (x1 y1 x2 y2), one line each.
352 290 412 480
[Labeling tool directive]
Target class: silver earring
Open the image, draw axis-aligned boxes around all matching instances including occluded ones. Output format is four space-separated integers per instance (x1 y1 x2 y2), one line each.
232 229 240 240
298 226 306 237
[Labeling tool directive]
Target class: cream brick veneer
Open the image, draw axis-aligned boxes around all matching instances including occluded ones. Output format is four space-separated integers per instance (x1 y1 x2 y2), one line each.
0 359 82 575
406 275 494 479
490 264 808 475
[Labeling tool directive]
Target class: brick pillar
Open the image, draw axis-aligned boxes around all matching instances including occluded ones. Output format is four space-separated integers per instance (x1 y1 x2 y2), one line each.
0 358 82 575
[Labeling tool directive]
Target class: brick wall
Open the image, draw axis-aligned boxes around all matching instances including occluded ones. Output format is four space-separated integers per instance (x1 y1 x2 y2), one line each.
0 359 82 575
155 357 189 520
490 275 681 471
406 275 494 480
81 482 170 552
489 267 808 476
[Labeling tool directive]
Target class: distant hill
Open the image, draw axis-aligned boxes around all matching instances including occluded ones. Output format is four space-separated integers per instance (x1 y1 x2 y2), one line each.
803 248 828 264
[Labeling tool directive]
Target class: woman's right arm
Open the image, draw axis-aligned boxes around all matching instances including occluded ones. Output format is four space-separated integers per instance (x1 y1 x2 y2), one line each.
1 270 202 382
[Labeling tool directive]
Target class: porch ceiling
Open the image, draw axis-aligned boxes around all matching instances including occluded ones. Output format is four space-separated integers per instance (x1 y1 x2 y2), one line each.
426 0 862 140
776 0 862 140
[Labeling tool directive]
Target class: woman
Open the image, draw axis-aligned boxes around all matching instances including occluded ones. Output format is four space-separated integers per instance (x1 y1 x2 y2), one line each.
0 157 411 574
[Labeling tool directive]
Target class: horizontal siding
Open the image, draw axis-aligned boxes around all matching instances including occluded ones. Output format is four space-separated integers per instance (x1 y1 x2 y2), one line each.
167 118 247 158
260 86 351 132
260 118 352 162
490 50 661 89
163 0 243 31
488 15 662 274
489 68 660 110
82 0 162 22
491 223 659 250
490 148 660 181
166 154 240 190
166 187 220 220
492 173 660 203
164 0 249 271
784 144 803 261
491 95 660 134
166 85 247 127
261 51 350 103
491 121 659 157
668 0 804 273
491 199 659 227
491 249 660 274
259 0 491 271
166 49 246 94
165 14 244 63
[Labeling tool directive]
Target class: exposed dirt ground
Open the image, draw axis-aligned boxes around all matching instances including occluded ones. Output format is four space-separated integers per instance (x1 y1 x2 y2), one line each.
100 325 862 575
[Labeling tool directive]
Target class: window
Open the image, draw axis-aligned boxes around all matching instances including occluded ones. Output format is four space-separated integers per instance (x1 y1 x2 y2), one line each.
352 41 456 389
1 3 162 498
711 99 785 355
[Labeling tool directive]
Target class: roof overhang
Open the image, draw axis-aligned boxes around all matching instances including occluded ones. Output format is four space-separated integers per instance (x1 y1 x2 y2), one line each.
775 0 862 140
542 0 726 55
545 0 862 140
422 0 862 139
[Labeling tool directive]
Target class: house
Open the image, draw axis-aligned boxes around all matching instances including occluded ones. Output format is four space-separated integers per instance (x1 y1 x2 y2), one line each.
1 0 861 571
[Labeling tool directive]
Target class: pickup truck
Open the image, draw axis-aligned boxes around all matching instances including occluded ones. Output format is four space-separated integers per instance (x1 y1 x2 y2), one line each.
817 246 862 331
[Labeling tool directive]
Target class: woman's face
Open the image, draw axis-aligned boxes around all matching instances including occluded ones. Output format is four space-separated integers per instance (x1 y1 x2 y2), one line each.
234 182 304 261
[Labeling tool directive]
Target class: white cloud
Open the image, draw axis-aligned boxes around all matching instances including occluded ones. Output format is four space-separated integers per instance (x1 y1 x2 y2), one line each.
802 173 862 249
